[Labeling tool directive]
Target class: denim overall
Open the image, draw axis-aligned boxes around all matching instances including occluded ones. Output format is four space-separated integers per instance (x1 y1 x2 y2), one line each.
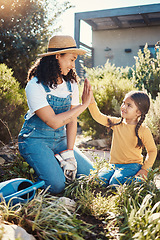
18 80 93 194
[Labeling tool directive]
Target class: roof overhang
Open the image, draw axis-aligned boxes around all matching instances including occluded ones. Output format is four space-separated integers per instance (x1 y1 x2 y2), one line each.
75 4 160 31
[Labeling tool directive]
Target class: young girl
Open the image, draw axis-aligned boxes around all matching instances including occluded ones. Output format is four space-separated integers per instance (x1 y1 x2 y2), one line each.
18 36 94 194
83 79 157 185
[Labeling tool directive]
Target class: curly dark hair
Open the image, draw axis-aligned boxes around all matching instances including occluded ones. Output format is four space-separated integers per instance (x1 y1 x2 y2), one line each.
108 91 150 148
27 54 79 88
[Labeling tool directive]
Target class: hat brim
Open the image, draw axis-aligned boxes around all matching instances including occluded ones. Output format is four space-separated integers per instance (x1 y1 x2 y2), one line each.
38 48 87 57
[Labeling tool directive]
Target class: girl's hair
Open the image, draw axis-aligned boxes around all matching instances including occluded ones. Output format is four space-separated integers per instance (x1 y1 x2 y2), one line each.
27 54 79 88
108 91 150 148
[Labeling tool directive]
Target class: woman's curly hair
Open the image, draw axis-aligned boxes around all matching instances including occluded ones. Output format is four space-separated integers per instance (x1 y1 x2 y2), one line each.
27 54 79 88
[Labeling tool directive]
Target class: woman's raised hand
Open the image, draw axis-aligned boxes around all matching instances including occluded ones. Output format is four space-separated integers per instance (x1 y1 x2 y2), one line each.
82 78 92 106
82 78 95 106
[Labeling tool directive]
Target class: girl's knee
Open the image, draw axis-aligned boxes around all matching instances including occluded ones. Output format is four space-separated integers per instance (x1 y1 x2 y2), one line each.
109 177 121 185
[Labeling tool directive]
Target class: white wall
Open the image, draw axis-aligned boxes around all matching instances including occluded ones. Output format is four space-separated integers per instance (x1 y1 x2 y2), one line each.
92 26 160 68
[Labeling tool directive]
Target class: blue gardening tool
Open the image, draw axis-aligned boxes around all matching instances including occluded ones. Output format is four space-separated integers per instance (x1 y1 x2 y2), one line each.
0 178 45 205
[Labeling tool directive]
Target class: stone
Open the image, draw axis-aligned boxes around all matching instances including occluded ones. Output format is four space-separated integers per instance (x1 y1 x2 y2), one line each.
86 138 108 148
0 157 5 165
56 197 77 212
0 224 36 240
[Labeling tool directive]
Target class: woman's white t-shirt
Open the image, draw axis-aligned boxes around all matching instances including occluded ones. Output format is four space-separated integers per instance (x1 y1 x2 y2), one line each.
25 77 80 120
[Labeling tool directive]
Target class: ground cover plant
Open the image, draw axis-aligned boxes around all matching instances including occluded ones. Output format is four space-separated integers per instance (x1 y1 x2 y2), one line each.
0 147 160 240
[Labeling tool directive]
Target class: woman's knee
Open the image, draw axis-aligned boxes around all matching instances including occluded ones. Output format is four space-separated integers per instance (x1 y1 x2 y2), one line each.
45 177 66 194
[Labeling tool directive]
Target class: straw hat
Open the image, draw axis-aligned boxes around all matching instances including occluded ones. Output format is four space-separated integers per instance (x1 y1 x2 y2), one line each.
38 35 86 57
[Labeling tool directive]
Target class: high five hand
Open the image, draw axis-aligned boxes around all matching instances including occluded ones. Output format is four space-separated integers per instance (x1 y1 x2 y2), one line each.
82 78 92 106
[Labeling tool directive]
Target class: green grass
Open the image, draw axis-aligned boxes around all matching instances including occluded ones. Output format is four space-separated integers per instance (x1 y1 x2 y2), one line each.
0 151 160 239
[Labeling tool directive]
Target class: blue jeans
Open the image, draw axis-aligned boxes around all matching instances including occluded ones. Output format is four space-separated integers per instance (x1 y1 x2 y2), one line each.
18 80 94 194
98 163 142 186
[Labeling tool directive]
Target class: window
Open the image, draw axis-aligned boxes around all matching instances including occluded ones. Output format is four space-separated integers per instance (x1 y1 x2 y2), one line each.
139 45 159 58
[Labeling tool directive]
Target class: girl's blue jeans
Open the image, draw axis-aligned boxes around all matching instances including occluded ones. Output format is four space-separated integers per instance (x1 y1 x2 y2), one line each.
98 163 142 186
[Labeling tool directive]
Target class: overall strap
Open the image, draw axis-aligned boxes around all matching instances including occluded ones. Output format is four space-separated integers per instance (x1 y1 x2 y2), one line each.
41 82 51 93
66 80 72 92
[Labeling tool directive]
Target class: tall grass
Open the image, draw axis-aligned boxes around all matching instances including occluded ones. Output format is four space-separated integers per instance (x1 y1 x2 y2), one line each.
0 155 160 239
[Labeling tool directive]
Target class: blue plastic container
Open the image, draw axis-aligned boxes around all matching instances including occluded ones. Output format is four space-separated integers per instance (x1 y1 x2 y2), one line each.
0 178 45 205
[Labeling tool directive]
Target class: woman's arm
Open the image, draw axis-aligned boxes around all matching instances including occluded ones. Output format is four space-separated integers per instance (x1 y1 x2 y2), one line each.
35 79 91 129
66 106 77 149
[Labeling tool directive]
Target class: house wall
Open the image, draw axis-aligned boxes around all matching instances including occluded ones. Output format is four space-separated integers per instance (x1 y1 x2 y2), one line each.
92 26 160 68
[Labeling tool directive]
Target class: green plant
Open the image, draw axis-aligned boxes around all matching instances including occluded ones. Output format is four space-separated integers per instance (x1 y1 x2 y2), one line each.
0 153 160 239
64 155 110 200
0 64 27 144
0 152 35 183
145 92 160 161
0 189 93 240
132 43 160 99
78 61 136 139
112 168 160 239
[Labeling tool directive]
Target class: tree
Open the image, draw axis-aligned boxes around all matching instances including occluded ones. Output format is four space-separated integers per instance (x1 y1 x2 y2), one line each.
0 0 72 87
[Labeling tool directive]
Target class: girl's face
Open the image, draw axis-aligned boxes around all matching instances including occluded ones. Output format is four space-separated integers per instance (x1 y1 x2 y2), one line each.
121 96 141 124
56 53 78 76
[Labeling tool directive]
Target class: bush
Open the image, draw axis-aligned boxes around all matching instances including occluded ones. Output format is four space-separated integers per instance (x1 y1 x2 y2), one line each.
132 43 160 99
0 64 27 144
78 61 136 139
145 92 160 162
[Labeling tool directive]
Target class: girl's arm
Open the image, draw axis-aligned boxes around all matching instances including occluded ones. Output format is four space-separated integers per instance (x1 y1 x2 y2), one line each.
82 79 108 127
135 127 157 179
88 102 108 127
135 169 148 179
35 79 91 129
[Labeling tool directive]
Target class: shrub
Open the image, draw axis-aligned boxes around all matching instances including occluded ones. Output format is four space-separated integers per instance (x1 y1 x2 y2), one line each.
0 64 27 144
132 43 160 99
145 92 160 161
78 61 136 139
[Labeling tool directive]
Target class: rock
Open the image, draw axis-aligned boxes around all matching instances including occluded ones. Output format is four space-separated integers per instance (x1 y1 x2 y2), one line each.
86 138 108 148
0 224 36 240
56 197 77 212
0 157 5 165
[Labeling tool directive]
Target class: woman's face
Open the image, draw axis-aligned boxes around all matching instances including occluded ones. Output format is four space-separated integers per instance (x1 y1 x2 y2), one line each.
56 53 78 76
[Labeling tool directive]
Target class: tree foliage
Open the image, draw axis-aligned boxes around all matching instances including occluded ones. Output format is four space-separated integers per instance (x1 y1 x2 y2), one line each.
0 0 72 87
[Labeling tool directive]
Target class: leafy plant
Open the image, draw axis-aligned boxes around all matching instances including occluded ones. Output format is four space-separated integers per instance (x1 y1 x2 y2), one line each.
145 92 160 161
132 43 160 99
0 64 27 144
0 189 93 240
116 170 160 239
0 152 160 239
78 60 136 139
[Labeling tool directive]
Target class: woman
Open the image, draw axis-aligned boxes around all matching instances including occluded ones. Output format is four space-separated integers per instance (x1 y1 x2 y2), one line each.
18 35 94 194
